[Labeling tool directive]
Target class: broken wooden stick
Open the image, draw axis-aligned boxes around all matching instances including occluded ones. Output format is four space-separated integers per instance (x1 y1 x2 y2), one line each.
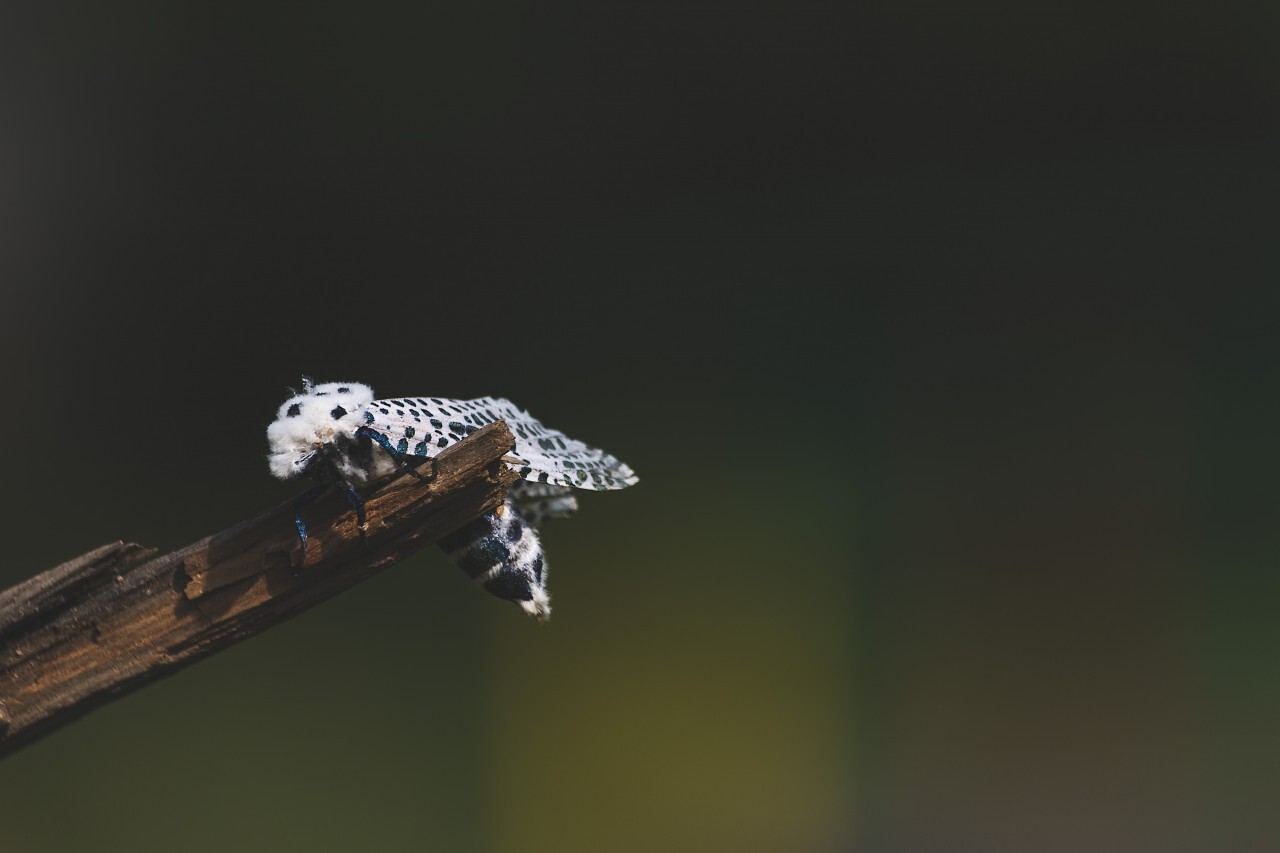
0 421 518 759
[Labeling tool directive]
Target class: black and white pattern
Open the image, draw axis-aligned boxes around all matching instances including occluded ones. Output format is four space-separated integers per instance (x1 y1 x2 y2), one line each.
360 394 638 491
266 379 638 620
509 480 580 526
437 499 548 619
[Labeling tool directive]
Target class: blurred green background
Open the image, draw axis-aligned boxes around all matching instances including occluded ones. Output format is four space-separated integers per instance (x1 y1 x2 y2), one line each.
1 2 1277 851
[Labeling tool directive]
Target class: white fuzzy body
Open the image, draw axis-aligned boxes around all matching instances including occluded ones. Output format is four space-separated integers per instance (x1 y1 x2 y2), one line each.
266 382 390 482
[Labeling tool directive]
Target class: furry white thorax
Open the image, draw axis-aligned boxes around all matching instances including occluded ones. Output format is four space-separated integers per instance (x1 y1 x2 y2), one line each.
266 381 390 483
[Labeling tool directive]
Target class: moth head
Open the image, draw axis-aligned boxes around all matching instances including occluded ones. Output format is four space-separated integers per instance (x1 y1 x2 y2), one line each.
266 381 375 479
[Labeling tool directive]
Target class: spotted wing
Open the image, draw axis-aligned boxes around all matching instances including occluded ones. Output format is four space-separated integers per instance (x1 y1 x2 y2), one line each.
510 480 579 525
363 396 638 491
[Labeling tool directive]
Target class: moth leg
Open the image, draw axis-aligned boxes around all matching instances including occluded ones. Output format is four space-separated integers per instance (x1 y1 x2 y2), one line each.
292 484 328 571
336 480 371 549
356 426 431 481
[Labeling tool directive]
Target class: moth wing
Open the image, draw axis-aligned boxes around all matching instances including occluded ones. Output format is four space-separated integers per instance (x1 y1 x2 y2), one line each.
479 397 638 491
362 396 492 458
365 396 637 491
510 481 579 525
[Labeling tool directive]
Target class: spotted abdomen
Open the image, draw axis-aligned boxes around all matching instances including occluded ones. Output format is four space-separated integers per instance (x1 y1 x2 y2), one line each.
437 499 550 620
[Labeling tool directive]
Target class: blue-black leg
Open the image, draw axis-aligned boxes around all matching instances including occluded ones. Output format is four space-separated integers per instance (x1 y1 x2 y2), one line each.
337 479 372 549
356 426 431 481
292 484 328 569
336 480 366 526
290 479 371 566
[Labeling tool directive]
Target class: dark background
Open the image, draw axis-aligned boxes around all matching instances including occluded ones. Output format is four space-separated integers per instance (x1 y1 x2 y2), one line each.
1 2 1277 851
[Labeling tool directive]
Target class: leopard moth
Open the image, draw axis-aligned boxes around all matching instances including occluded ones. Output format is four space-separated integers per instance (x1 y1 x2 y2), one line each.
266 379 638 620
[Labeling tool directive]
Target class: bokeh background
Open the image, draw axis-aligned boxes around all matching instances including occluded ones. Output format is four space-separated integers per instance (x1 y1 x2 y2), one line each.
1 2 1277 851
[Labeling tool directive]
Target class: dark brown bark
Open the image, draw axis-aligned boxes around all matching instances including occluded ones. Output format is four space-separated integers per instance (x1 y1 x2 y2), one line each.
0 421 518 758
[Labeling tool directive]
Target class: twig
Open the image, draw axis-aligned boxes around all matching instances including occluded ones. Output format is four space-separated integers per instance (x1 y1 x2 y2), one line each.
0 421 518 759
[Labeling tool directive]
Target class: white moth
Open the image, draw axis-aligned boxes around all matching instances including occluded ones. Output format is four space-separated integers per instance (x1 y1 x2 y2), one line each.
266 379 638 619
